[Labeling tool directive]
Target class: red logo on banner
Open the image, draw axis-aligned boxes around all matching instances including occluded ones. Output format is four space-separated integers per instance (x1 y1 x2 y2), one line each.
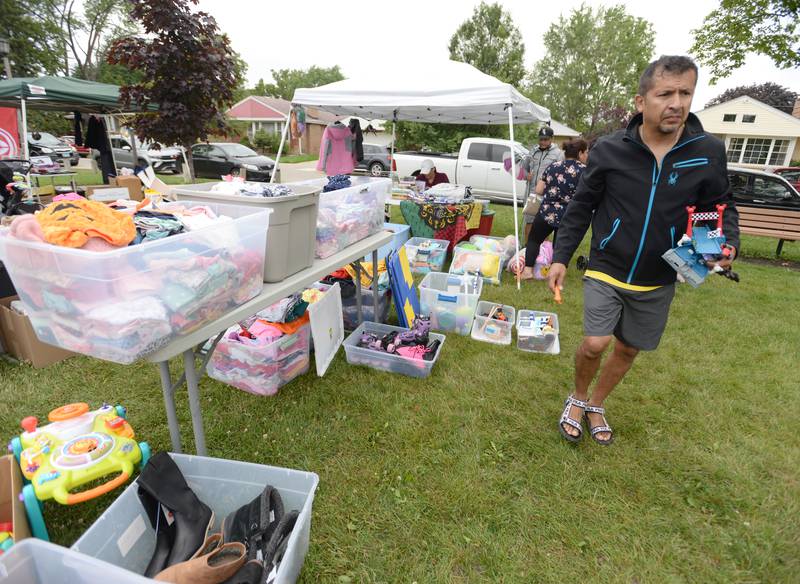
0 107 20 158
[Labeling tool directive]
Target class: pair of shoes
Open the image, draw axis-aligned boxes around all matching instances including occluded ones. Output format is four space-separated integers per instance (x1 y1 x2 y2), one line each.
155 534 246 583
138 452 215 577
558 394 587 443
584 404 614 446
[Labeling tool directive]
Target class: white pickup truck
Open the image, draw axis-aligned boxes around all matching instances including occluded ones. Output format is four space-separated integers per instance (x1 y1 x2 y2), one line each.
393 137 529 201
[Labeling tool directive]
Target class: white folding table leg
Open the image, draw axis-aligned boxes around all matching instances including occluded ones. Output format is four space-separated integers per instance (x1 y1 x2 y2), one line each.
157 361 183 453
183 349 208 456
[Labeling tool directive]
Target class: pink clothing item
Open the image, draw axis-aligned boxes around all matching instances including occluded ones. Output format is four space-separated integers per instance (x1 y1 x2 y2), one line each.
81 237 120 252
53 193 83 201
9 214 45 242
317 124 356 175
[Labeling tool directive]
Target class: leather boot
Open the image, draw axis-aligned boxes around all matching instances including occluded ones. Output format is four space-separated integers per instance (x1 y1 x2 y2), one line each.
138 452 215 570
263 510 299 582
221 560 265 584
138 488 176 577
154 541 246 584
222 485 284 560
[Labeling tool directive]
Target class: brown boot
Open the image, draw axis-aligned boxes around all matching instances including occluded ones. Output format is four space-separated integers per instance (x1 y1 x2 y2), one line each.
154 541 246 584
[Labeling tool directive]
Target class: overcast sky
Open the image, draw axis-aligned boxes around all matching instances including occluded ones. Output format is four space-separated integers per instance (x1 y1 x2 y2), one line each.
197 0 800 117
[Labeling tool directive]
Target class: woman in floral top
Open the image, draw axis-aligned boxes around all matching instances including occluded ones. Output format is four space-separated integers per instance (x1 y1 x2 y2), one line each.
520 138 589 280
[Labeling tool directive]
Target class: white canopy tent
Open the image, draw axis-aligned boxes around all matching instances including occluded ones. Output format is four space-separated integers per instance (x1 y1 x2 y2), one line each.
276 60 551 288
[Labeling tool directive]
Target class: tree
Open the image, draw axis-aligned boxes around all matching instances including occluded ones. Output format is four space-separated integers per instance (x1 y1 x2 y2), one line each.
448 2 526 86
108 0 242 179
705 82 798 112
691 0 800 83
528 4 654 135
0 0 64 77
264 66 344 101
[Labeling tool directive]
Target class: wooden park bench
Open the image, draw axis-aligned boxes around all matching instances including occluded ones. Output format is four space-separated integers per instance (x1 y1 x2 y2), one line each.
737 205 800 257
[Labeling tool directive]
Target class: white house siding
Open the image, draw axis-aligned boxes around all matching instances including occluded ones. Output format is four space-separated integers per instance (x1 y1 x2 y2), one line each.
696 96 800 168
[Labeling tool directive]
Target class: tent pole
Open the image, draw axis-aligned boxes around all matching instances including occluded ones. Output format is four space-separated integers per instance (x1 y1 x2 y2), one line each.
270 115 290 184
20 97 28 159
507 105 521 291
128 125 139 168
390 110 397 178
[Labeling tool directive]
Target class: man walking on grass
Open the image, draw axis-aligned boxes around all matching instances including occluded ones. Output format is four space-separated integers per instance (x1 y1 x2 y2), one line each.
547 55 740 445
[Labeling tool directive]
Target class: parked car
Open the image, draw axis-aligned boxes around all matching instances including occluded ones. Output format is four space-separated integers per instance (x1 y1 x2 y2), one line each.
92 135 152 171
145 142 183 174
28 132 79 166
728 166 800 210
771 166 800 191
393 137 529 201
59 135 91 158
355 143 393 176
190 142 274 181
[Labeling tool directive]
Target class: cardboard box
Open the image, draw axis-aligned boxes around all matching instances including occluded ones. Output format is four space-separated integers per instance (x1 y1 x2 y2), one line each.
112 175 144 201
85 185 130 201
0 454 31 544
0 297 74 368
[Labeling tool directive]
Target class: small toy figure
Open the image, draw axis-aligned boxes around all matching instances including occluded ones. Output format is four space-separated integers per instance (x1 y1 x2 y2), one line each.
662 204 739 287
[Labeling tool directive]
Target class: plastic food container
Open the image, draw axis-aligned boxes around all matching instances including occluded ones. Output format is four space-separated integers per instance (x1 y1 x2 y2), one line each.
418 272 482 335
404 237 449 274
516 310 560 353
342 321 445 378
172 182 320 283
72 453 319 584
0 539 152 584
0 200 268 364
207 322 311 396
449 242 503 285
471 301 516 345
287 177 389 259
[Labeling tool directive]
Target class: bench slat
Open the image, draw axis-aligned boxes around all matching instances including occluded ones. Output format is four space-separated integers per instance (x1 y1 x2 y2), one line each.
740 226 800 240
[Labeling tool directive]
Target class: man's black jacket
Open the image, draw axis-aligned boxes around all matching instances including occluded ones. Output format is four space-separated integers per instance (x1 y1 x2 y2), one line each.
553 113 740 287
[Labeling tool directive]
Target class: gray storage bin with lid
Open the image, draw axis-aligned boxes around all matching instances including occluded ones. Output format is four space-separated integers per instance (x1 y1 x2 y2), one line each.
172 182 320 283
72 453 319 584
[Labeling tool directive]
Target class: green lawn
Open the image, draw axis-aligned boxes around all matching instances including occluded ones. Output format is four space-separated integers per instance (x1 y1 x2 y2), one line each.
280 154 319 164
1 201 798 582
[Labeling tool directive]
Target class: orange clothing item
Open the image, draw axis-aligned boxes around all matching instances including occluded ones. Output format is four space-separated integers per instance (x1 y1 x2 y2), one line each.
256 312 310 335
36 199 136 249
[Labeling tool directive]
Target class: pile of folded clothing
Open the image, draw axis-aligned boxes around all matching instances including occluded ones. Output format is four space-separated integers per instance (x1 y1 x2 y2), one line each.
207 293 312 396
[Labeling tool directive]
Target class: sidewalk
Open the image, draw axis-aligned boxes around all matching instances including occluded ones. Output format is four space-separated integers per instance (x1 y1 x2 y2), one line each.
278 160 324 183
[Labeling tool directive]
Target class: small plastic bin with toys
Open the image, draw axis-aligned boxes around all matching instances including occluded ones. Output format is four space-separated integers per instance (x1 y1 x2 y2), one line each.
8 402 149 541
470 301 516 346
418 272 482 336
403 237 449 274
448 235 516 285
516 310 560 354
343 318 445 379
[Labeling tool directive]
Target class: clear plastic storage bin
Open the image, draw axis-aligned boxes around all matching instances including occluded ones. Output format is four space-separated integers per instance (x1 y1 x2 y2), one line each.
312 282 392 331
0 200 268 364
343 321 445 378
516 310 560 354
471 301 516 345
72 453 319 584
404 237 449 274
419 272 482 335
449 242 503 285
0 539 152 584
172 182 320 283
366 223 410 261
287 177 389 259
207 322 311 396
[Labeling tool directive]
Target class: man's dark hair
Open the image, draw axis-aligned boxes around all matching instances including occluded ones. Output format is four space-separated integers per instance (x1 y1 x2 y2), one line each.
638 55 698 95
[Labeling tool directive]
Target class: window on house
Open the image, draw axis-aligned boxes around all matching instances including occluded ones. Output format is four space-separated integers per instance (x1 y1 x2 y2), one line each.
723 114 736 122
742 114 756 123
769 139 789 165
726 137 745 162
741 138 771 164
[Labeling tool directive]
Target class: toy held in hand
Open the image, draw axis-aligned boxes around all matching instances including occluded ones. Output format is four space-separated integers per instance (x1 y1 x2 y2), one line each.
662 204 739 287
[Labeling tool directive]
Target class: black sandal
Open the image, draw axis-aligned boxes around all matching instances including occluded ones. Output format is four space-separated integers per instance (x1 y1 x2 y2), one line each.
584 404 614 446
558 395 586 443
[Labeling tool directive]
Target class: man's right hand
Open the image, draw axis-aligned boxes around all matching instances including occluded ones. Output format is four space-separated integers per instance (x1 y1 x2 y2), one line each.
548 262 567 294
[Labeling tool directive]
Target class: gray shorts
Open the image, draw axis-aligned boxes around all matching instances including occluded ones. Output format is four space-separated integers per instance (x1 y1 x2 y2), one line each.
524 213 536 224
583 277 676 350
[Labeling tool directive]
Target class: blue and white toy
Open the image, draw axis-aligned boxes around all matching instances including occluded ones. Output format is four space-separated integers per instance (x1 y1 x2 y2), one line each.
662 204 738 287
